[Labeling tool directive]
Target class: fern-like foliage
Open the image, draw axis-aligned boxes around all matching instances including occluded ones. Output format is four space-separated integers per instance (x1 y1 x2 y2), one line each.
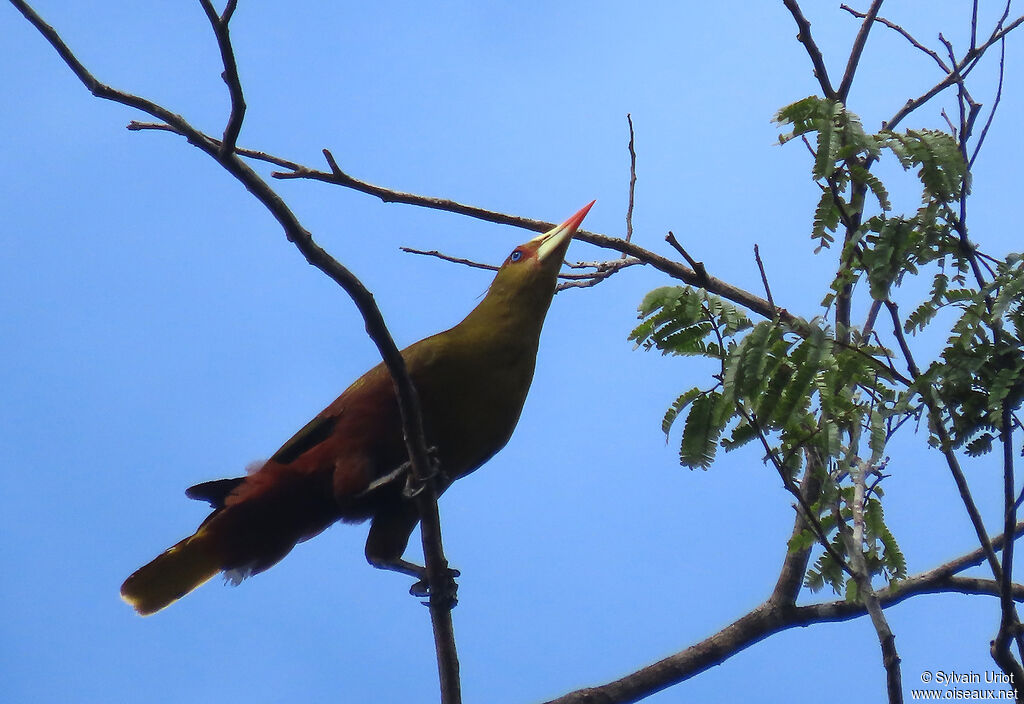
632 287 897 487
911 255 1024 452
774 97 885 253
864 497 908 584
633 94 1020 601
879 130 967 204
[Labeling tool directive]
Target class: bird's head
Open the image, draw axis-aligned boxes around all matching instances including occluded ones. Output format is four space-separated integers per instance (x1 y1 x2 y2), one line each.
485 201 595 307
454 200 595 355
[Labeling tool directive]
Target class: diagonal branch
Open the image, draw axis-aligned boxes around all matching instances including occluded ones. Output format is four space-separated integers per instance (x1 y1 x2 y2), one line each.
994 394 1024 681
199 0 245 155
884 13 1024 131
839 4 949 72
969 37 1006 168
843 458 903 703
271 146 919 387
753 244 777 314
399 247 500 274
883 300 1024 681
624 113 637 251
555 257 642 291
398 245 641 292
543 519 1024 704
123 122 795 334
278 148 793 319
770 455 823 604
9 1 461 701
837 0 885 102
782 0 836 98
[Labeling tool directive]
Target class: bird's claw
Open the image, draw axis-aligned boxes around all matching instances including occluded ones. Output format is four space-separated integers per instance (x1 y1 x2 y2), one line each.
402 446 443 499
410 567 460 608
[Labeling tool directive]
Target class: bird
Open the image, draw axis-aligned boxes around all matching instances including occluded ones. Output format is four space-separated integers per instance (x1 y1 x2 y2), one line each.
120 201 595 615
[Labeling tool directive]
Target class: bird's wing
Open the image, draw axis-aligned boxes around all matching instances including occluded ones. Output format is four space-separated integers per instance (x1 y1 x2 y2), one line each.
269 412 342 465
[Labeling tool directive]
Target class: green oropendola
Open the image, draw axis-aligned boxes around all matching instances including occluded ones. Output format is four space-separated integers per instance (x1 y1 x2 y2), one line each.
121 201 595 615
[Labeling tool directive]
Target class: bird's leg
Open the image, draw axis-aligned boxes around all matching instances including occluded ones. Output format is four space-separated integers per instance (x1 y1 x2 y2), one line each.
401 446 444 499
353 446 441 499
366 552 458 601
365 502 459 604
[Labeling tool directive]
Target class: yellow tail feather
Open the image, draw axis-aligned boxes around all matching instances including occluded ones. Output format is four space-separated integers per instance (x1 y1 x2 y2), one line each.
121 530 220 616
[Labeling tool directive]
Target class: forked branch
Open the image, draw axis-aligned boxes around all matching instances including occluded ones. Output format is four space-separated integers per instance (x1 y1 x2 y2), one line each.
9 1 460 701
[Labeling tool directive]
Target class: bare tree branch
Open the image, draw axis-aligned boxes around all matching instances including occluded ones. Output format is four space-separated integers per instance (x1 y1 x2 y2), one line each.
128 120 307 171
844 459 903 703
397 249 642 294
624 113 637 253
971 0 980 52
837 0 885 102
555 257 643 291
543 520 1024 704
769 459 822 605
884 300 1004 589
782 0 836 98
8 2 461 700
884 13 1024 131
994 404 1024 684
199 0 245 155
753 244 776 314
400 246 500 273
839 4 949 71
121 113 797 329
664 231 708 287
970 37 1006 168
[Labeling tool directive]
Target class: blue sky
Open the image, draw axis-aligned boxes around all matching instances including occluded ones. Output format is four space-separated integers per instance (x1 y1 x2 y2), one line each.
2 2 1021 702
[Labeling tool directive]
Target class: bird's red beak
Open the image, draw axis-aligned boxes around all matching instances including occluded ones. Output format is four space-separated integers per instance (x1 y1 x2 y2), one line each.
534 200 596 262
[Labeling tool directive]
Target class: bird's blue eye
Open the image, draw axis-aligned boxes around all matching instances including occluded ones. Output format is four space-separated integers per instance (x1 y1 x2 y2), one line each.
510 250 523 262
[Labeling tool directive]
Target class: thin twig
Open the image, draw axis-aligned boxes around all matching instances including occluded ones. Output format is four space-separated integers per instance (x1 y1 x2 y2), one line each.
995 404 1024 676
128 121 306 170
401 245 642 285
624 114 636 256
884 299 1005 589
782 0 836 98
1000 0 1014 29
971 0 980 52
884 14 1024 131
730 401 853 580
557 258 643 291
863 299 883 338
940 108 959 138
970 37 1006 168
399 250 642 292
844 458 904 703
883 300 921 377
839 4 949 71
400 248 500 274
837 0 885 102
770 459 823 605
556 258 641 290
935 31 990 300
665 231 709 286
753 244 776 313
565 257 643 272
199 0 245 156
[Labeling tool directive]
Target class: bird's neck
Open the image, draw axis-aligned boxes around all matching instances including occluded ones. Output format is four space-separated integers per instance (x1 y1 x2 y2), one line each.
455 282 554 356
